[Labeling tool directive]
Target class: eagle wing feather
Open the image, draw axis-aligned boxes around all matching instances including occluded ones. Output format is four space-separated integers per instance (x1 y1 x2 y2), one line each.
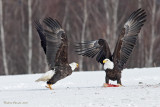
35 18 68 70
75 39 111 64
113 8 146 69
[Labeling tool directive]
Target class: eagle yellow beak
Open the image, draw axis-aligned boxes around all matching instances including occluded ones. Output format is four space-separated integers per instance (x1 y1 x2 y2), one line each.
76 64 79 68
103 60 107 64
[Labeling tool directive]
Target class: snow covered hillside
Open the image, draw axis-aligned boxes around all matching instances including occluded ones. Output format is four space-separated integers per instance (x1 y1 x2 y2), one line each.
0 67 160 107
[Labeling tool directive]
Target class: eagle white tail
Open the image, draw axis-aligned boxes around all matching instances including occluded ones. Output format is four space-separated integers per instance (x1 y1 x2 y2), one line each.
35 70 55 82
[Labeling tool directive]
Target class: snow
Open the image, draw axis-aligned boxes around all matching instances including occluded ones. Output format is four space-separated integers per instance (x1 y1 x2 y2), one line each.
0 67 160 107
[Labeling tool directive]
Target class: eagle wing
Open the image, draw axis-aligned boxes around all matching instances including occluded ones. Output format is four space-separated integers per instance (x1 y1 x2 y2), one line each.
113 8 146 69
34 19 46 54
35 17 68 69
75 39 112 64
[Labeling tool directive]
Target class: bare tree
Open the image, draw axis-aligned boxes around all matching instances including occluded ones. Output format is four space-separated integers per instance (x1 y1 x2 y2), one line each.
102 0 120 52
137 0 143 67
147 0 156 67
62 0 70 27
0 0 9 75
104 0 111 37
111 0 119 52
28 0 32 74
79 0 88 71
138 0 142 8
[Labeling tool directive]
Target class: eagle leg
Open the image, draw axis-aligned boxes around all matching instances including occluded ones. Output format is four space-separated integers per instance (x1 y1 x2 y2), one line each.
117 78 122 85
46 84 53 90
105 75 109 84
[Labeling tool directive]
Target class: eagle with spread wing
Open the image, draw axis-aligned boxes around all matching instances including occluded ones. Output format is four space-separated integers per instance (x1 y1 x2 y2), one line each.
75 8 146 87
34 17 78 90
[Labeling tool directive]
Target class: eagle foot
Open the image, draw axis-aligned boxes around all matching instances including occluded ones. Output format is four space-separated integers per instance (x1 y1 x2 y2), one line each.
46 84 53 90
117 84 123 87
103 83 122 87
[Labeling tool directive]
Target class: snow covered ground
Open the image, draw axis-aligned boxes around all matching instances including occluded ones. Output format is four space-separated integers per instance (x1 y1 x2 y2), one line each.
0 67 160 107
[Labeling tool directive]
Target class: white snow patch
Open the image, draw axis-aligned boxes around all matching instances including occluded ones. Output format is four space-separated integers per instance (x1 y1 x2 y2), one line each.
0 67 160 107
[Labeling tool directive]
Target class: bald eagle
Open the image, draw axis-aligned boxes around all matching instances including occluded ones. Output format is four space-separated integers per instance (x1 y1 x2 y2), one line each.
75 8 146 87
34 17 78 90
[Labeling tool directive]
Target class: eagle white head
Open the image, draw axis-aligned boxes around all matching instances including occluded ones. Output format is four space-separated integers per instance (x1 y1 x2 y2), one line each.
103 58 114 70
69 62 79 71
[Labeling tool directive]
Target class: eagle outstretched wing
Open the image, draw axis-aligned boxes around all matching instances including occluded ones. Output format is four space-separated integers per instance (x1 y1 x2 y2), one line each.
113 8 147 69
34 19 46 54
35 17 68 69
75 39 112 64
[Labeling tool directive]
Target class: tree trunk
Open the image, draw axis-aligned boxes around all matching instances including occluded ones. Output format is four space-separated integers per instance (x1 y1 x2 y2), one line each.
138 0 142 8
0 0 9 75
62 0 69 27
112 0 119 52
148 0 156 67
104 0 110 37
138 0 143 67
79 0 88 71
28 0 32 74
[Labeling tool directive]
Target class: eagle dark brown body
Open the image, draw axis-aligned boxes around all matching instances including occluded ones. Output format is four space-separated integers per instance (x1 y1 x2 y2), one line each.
75 8 147 86
105 65 122 84
47 64 72 85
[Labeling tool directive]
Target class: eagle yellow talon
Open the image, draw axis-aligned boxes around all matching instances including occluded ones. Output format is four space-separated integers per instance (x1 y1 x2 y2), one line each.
46 84 53 90
103 83 109 87
117 84 123 87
